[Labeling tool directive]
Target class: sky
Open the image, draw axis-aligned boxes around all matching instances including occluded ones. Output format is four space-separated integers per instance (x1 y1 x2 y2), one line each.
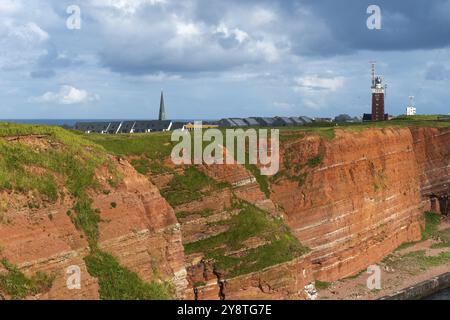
1 0 450 120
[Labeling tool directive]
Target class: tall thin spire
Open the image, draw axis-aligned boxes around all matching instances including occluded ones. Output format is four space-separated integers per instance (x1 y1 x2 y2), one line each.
159 90 166 121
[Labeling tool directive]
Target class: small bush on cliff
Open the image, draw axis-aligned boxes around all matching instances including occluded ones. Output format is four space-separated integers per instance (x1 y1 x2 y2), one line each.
307 156 322 168
84 251 174 300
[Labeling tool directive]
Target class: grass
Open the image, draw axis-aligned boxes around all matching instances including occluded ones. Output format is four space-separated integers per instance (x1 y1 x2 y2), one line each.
175 208 215 220
161 166 227 207
0 258 54 299
385 250 450 275
193 281 207 287
395 115 444 121
245 164 270 197
185 201 309 278
84 250 174 300
130 158 173 175
227 233 307 278
130 158 151 175
385 212 450 274
338 118 450 133
0 123 176 299
71 198 101 246
307 156 322 168
84 132 174 160
393 212 442 252
279 131 305 142
315 280 332 290
432 228 450 248
0 123 112 201
279 126 336 140
421 211 441 241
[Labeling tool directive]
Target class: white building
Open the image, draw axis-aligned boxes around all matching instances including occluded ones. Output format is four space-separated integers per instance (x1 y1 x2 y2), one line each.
406 106 417 116
406 96 416 116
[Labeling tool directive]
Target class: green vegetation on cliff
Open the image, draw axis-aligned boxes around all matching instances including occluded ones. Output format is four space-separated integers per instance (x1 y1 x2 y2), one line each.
245 164 270 197
0 123 107 202
0 258 54 299
0 123 174 300
422 211 441 241
385 250 450 276
161 166 229 206
85 132 174 159
84 251 174 300
185 201 309 278
386 212 450 274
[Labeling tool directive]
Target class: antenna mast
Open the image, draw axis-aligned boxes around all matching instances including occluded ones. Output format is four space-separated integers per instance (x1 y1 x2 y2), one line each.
370 61 376 87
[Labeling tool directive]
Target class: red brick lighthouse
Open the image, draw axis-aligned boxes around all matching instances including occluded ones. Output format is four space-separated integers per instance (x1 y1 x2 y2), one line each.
371 62 386 121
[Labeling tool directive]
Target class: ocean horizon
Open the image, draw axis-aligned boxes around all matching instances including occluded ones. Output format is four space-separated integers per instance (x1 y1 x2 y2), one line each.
0 119 215 127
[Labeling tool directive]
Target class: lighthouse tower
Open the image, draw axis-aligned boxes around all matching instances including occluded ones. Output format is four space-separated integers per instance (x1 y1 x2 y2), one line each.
371 63 385 121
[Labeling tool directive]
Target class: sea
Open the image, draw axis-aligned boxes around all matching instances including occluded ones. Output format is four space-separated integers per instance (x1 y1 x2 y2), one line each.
0 119 211 128
0 119 111 128
423 287 450 300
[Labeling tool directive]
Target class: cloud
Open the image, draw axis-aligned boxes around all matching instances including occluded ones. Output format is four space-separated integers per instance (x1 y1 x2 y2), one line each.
30 43 83 78
91 0 167 14
7 21 49 43
2 0 450 118
425 63 450 81
250 8 277 26
294 75 344 92
0 0 22 15
273 101 294 111
0 19 49 71
30 85 100 105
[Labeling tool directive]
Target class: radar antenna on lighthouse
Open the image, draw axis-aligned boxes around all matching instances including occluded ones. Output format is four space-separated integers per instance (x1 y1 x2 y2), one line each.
369 61 386 121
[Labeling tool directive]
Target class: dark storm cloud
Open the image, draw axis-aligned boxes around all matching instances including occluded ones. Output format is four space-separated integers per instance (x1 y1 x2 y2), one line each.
30 42 83 78
93 0 450 76
294 0 450 54
425 63 450 80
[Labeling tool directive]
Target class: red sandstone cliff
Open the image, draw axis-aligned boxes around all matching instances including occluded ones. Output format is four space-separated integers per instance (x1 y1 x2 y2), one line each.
0 158 187 299
0 126 448 300
269 127 449 282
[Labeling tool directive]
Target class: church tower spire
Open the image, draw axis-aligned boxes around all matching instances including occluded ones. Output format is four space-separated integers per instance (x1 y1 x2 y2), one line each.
159 90 166 121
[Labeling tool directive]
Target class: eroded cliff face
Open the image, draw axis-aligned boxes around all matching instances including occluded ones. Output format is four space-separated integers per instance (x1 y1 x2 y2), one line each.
1 126 448 300
411 128 450 214
93 160 188 298
0 156 187 299
158 163 314 300
269 127 449 282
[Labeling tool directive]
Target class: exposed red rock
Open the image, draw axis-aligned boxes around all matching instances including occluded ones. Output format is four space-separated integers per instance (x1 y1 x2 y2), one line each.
0 158 188 299
270 128 449 282
1 127 448 300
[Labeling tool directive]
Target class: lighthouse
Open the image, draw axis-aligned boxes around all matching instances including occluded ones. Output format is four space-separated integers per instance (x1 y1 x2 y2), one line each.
370 62 386 121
